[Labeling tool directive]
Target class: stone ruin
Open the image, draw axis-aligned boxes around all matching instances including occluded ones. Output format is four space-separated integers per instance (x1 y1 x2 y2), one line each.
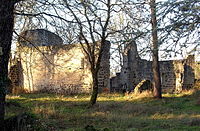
110 40 196 93
9 29 198 94
9 29 110 94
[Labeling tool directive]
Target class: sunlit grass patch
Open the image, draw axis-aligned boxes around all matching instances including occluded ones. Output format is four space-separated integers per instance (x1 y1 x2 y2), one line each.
5 89 200 130
150 113 188 120
126 90 154 99
163 89 196 98
33 104 61 119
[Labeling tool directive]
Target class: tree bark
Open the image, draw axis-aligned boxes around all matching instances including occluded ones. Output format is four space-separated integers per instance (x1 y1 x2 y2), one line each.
150 0 162 98
89 70 99 106
89 40 108 106
0 0 16 129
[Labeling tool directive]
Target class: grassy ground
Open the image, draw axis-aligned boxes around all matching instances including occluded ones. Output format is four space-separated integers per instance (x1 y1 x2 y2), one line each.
5 89 200 131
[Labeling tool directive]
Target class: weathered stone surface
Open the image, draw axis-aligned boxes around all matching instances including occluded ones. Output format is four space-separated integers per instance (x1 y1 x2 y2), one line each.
10 30 110 94
195 62 200 80
18 29 63 47
111 40 196 93
9 60 25 94
134 79 153 93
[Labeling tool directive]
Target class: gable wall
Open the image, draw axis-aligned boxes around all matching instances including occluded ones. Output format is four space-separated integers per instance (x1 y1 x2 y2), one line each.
11 43 110 94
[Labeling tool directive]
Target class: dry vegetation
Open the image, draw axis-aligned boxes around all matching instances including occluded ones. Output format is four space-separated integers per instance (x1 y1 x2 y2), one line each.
5 88 200 131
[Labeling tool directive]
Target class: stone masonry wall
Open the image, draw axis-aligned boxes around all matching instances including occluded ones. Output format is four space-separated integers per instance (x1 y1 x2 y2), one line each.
195 62 200 80
111 40 195 93
98 41 111 92
9 60 24 94
10 42 110 94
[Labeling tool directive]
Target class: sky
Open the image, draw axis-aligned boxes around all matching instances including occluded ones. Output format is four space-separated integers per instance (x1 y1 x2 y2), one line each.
13 0 200 74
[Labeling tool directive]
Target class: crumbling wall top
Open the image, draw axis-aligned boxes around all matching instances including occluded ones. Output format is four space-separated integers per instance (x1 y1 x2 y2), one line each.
18 29 63 47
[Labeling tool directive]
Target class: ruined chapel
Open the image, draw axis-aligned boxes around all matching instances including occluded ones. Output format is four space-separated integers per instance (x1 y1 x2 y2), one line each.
111 40 196 93
9 29 110 94
9 29 199 94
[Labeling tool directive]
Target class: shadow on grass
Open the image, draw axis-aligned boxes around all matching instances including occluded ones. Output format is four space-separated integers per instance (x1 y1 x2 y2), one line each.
5 89 200 130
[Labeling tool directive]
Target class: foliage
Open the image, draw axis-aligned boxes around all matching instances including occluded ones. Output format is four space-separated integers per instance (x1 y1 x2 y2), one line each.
5 89 200 130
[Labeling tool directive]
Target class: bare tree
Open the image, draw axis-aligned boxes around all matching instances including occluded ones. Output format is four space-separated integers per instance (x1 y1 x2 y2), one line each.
61 0 116 106
158 0 200 58
150 0 162 98
12 0 116 107
119 0 162 98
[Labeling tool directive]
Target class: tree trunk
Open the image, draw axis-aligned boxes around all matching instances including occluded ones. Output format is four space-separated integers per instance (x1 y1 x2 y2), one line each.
0 1 16 129
89 70 99 106
89 40 107 106
150 0 162 98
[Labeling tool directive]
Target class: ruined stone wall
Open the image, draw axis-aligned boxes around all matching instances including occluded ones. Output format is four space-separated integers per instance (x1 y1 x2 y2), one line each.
11 43 110 94
182 55 195 89
9 60 24 93
110 73 122 92
98 41 111 92
160 61 176 92
195 62 200 80
9 60 24 88
111 40 195 93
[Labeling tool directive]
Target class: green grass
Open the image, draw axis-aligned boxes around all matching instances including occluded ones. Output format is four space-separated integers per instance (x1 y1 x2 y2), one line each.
5 89 200 131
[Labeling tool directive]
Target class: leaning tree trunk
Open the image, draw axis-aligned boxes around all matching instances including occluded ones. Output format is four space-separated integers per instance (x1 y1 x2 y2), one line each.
0 0 16 129
89 40 107 106
89 69 99 106
150 0 162 98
